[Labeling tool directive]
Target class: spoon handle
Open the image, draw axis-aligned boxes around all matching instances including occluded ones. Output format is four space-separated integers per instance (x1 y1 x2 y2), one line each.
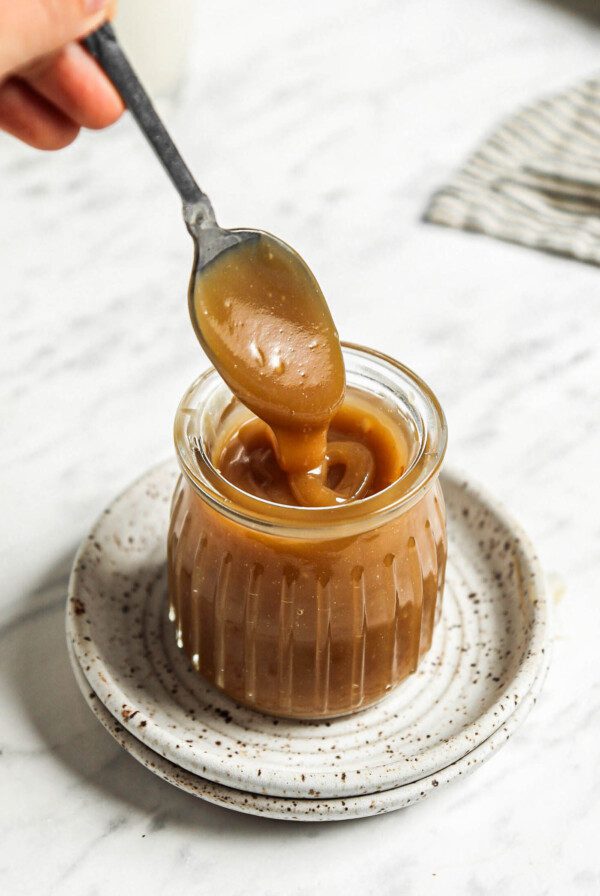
83 22 214 218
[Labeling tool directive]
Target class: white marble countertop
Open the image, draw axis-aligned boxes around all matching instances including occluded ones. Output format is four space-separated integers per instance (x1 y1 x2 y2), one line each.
1 1 600 893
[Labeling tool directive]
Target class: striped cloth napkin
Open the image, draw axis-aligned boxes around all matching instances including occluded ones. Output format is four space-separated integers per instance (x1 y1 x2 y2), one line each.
425 75 600 265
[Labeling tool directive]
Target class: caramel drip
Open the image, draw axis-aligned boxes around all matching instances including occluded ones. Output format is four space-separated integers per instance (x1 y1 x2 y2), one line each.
192 232 345 481
216 395 409 508
191 231 417 507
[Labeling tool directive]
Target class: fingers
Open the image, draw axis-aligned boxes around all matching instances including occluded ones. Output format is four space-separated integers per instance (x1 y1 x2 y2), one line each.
0 1 121 149
22 42 124 130
0 0 118 79
0 78 80 150
0 37 125 151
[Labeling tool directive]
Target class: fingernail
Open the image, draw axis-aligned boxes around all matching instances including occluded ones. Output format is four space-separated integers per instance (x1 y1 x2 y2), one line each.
85 0 109 14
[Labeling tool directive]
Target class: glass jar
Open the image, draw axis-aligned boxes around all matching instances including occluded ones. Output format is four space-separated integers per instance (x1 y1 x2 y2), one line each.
168 344 447 719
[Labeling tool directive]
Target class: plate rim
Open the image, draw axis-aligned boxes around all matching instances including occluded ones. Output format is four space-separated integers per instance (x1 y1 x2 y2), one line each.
67 459 550 799
68 643 550 822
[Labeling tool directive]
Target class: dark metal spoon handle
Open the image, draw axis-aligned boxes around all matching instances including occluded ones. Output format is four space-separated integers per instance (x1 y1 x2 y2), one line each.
83 22 214 222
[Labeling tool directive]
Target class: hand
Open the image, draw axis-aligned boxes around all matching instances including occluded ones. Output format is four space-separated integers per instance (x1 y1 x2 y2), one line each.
0 0 124 150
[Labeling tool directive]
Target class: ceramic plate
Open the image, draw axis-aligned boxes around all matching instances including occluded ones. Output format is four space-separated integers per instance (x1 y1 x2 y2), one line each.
69 645 548 821
66 461 549 800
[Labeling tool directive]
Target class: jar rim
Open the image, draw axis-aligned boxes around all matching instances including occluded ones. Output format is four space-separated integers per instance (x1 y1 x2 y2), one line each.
174 343 447 538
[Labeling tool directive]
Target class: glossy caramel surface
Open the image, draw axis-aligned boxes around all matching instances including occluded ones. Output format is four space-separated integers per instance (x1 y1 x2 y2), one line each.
192 232 345 475
216 394 409 507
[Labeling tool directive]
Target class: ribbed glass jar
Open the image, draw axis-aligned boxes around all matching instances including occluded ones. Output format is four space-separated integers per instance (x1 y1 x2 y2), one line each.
168 344 447 719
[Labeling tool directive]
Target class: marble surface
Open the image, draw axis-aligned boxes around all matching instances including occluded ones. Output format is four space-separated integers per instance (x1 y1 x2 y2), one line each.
1 0 599 892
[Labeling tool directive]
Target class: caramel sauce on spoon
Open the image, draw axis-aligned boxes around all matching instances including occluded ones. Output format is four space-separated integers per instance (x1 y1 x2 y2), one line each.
190 232 398 507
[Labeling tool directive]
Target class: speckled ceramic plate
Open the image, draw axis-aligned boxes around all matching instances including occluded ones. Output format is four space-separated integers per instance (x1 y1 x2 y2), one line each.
68 644 548 821
66 460 549 800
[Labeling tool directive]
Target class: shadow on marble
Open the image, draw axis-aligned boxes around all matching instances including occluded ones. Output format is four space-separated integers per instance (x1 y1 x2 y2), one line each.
534 0 600 26
4 551 431 836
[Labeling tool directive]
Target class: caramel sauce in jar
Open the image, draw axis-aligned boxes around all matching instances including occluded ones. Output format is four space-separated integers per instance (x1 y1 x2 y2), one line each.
168 345 447 719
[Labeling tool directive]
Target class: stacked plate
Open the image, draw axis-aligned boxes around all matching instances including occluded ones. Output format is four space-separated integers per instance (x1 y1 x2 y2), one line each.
66 461 550 821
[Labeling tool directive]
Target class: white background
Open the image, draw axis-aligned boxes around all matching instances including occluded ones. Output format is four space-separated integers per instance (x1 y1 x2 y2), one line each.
1 1 599 893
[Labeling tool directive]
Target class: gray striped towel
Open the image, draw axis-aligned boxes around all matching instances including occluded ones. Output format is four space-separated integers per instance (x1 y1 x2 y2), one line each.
425 75 600 265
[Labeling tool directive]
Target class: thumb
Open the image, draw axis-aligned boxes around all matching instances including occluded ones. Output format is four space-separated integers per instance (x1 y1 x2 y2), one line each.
0 0 117 79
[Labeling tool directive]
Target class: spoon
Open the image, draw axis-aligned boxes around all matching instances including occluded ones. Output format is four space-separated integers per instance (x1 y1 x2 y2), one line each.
83 23 345 473
83 23 245 267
